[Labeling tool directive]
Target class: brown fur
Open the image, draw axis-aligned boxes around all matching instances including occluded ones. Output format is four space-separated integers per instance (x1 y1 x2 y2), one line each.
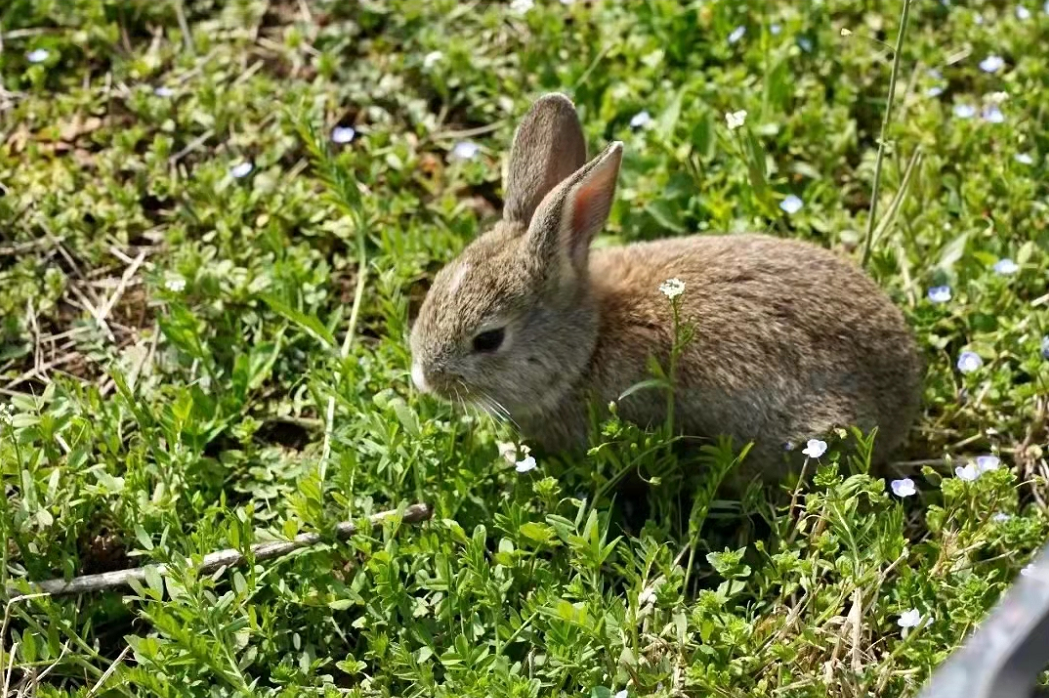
410 94 923 481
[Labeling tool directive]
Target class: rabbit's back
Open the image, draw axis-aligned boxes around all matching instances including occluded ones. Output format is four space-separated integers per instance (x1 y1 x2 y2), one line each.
583 233 922 477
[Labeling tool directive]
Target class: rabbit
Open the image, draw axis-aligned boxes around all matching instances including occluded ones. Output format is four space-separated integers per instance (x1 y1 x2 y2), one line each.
409 93 923 481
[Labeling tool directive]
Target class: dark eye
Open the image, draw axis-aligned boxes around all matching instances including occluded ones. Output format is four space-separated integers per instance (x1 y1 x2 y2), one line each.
472 327 505 353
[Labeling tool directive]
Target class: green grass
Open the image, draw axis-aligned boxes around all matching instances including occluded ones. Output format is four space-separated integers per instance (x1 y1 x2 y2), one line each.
2 0 1049 696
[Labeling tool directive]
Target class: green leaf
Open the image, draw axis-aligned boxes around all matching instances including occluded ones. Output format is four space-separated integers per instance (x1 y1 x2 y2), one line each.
646 199 686 233
260 294 336 349
619 378 668 401
519 522 556 545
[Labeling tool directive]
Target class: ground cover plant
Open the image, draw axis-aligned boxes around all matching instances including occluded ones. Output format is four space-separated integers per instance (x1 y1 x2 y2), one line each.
2 0 1049 696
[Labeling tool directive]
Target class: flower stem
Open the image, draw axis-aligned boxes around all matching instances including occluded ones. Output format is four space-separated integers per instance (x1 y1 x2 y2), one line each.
861 0 912 269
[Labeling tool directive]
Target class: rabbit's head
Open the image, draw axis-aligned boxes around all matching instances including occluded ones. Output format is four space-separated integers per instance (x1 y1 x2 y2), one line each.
410 94 623 418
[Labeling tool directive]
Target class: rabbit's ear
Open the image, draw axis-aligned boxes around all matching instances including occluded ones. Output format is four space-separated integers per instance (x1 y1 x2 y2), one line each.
526 141 623 275
503 93 587 225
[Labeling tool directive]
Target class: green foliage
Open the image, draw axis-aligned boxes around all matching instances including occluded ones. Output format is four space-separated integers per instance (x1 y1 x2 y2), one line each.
1 1 1048 697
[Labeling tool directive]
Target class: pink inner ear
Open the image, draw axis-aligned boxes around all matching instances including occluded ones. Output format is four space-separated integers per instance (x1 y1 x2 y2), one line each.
571 180 602 237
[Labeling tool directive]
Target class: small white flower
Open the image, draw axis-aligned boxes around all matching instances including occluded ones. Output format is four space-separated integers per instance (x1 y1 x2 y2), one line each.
1021 564 1035 578
802 439 827 459
725 110 748 130
770 23 782 35
891 478 917 498
510 0 534 14
926 86 944 98
956 351 983 373
164 275 187 293
154 86 174 98
955 463 980 482
953 104 976 119
979 55 1005 73
987 91 1010 104
927 286 951 304
629 110 652 129
1045 0 1049 14
1017 5 1032 19
779 195 803 215
423 50 444 69
840 27 853 37
659 278 685 299
992 512 1012 523
26 48 50 64
1041 335 1049 360
515 456 537 473
975 454 1000 473
981 105 1005 124
993 258 1019 275
332 126 356 144
898 609 922 629
728 26 746 44
1015 153 1035 165
450 140 480 161
230 161 254 178
614 691 628 698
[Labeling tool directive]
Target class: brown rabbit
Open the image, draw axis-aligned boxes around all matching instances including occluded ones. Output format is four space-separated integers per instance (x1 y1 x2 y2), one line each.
410 93 922 480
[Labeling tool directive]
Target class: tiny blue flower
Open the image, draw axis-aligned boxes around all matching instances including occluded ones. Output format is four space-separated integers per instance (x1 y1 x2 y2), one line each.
728 26 746 45
955 463 980 482
992 512 1012 523
975 454 1001 473
957 351 983 373
926 86 944 97
928 285 952 303
1045 0 1049 13
770 23 782 35
332 126 356 144
891 478 917 497
797 36 814 53
979 55 1005 73
993 258 1019 275
780 194 803 215
898 608 923 628
230 161 254 178
1017 5 1032 19
630 110 652 129
953 104 976 119
802 439 827 459
1041 335 1049 360
450 140 480 161
1015 153 1035 165
154 86 174 98
26 48 50 63
981 105 1005 123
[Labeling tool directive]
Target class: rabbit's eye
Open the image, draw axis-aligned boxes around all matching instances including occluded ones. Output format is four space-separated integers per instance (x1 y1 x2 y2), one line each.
472 328 505 353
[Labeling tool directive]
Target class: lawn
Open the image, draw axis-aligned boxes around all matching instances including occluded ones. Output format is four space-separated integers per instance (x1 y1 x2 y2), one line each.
2 0 1048 696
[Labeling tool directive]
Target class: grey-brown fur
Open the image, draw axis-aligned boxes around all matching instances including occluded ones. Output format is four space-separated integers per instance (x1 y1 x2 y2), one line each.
410 93 923 480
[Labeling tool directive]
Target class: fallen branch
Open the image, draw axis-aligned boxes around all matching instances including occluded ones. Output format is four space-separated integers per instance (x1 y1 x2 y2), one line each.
6 503 432 598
